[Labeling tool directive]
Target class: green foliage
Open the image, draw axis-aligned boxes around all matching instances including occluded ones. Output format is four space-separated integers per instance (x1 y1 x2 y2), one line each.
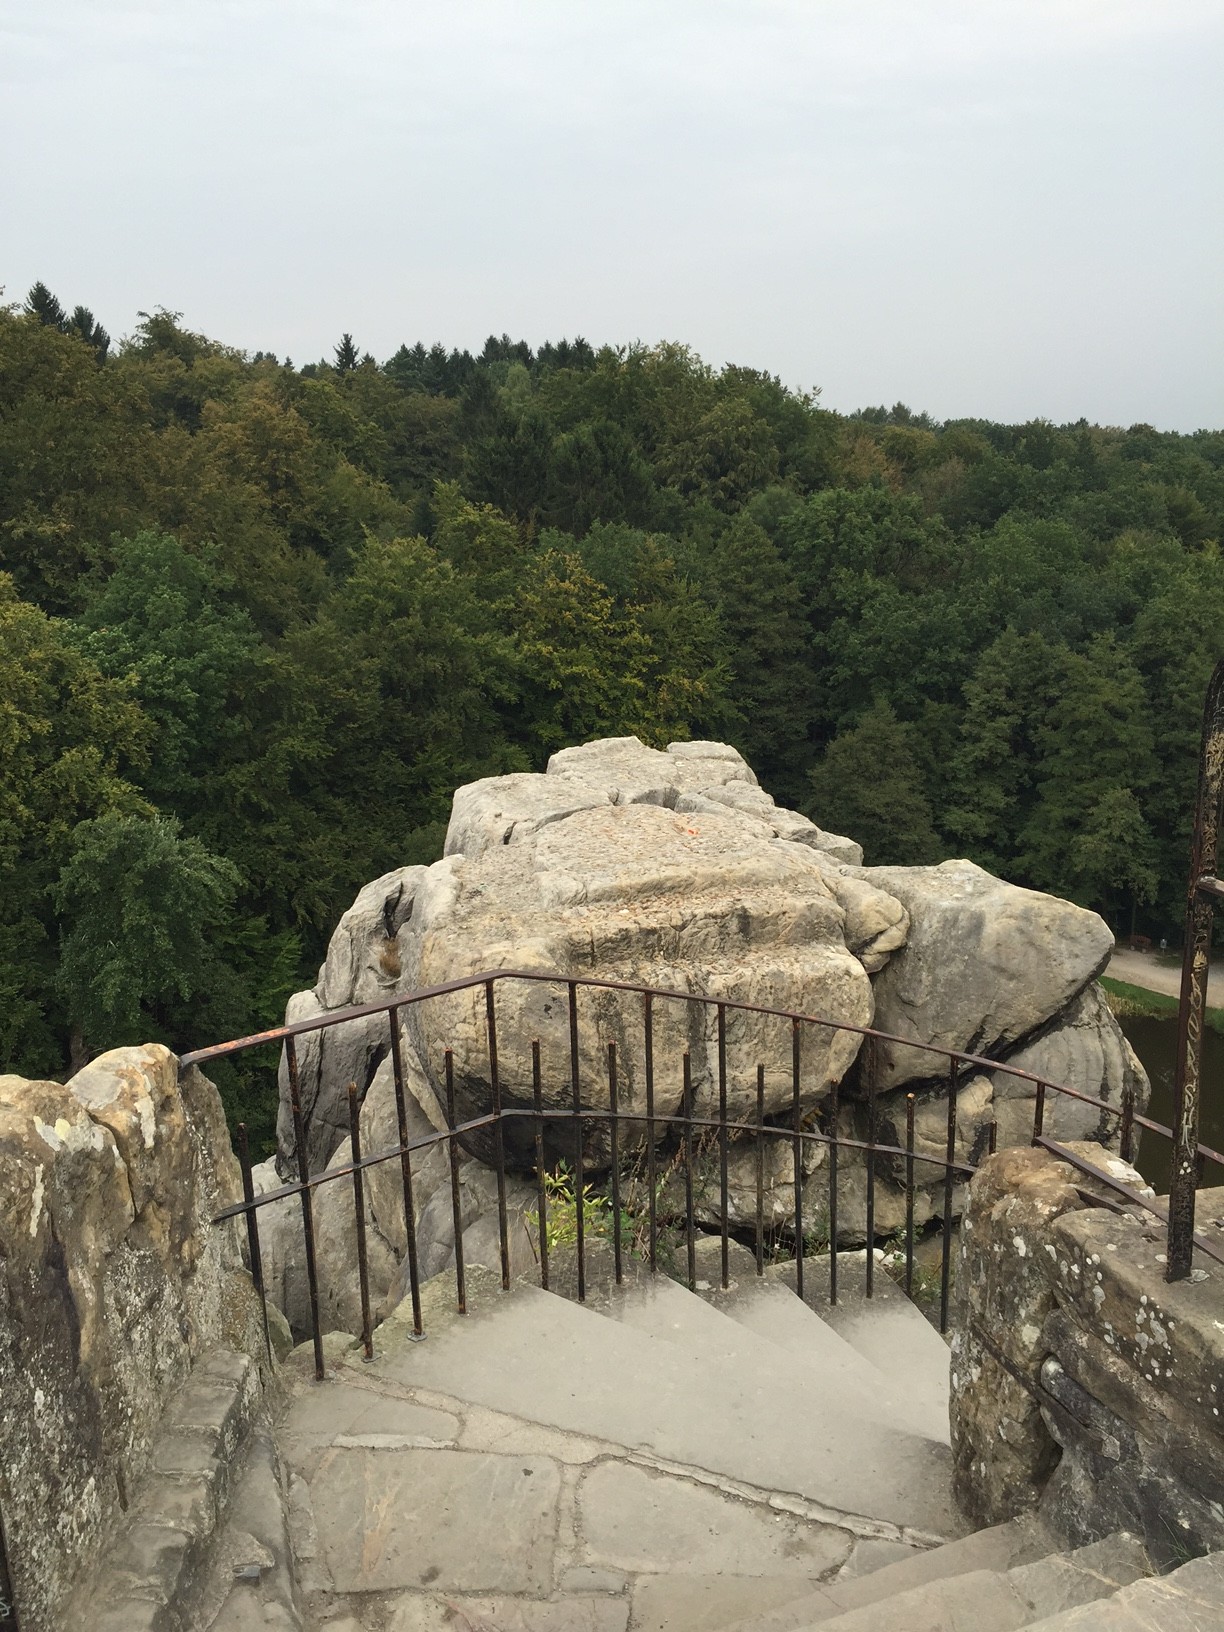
806 701 943 865
533 1165 636 1256
3 289 1223 1126
52 812 240 1048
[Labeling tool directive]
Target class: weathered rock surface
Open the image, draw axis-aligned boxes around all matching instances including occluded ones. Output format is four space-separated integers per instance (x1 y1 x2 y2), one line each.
990 983 1148 1147
410 800 873 1168
850 860 1114 1091
277 865 425 1175
946 1143 1224 1568
272 736 1145 1307
0 1048 263 1632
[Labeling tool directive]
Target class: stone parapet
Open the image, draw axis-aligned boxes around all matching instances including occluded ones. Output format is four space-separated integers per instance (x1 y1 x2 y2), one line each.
951 1144 1224 1566
0 1048 265 1632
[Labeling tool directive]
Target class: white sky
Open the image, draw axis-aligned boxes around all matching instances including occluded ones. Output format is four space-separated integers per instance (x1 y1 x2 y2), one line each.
3 1 1221 429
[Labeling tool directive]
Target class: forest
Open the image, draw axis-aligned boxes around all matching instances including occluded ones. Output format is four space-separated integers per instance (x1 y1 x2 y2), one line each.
3 284 1222 1143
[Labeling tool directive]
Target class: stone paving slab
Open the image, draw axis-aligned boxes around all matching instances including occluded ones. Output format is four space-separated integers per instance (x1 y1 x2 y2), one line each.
368 1281 962 1537
307 1445 561 1594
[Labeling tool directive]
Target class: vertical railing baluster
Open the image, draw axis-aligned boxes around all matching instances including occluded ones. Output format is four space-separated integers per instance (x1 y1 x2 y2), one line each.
644 992 657 1275
940 1056 959 1335
285 1036 324 1380
864 1036 876 1300
445 1049 467 1315
905 1093 916 1301
569 981 585 1302
718 1003 730 1291
755 1064 765 1278
485 980 510 1293
388 1008 423 1337
347 1082 374 1361
828 1063 839 1307
236 1122 273 1368
792 1017 804 1304
533 1040 548 1292
608 1041 622 1286
683 1050 696 1292
1032 1078 1046 1144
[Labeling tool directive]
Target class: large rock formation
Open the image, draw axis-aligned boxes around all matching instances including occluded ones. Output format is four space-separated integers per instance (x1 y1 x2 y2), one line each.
0 1047 264 1632
272 736 1147 1329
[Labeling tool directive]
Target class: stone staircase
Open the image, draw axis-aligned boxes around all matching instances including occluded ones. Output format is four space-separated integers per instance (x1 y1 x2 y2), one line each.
194 1245 1223 1632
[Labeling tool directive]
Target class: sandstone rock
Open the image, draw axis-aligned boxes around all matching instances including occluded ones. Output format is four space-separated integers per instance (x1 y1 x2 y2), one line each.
280 739 884 1180
443 771 611 862
259 1046 463 1337
277 865 426 1176
848 860 1113 1091
409 801 873 1170
990 983 1150 1147
0 1048 261 1632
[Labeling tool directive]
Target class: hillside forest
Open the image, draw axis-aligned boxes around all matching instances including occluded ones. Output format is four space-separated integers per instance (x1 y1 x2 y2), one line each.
4 286 1222 1144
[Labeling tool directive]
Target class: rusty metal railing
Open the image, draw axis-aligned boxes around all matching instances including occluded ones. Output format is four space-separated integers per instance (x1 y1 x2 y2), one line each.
185 970 1224 1381
1170 657 1224 1280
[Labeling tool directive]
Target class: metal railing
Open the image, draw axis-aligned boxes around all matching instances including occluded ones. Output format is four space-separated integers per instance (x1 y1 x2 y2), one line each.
185 969 1224 1382
1171 656 1224 1279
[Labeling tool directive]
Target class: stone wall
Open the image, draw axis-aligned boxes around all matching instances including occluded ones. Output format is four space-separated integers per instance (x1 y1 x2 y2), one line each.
951 1144 1224 1568
0 1047 264 1632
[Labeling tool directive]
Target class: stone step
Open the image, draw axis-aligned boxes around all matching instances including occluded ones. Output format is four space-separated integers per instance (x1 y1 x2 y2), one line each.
371 1273 964 1538
596 1267 941 1448
198 1425 303 1630
1017 1549 1224 1630
713 1517 1054 1632
73 1349 265 1632
725 1532 1151 1632
766 1251 951 1443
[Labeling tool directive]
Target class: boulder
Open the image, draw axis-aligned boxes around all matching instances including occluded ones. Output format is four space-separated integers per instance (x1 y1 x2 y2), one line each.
276 865 426 1176
847 859 1113 1091
408 800 873 1169
990 983 1149 1147
276 739 882 1179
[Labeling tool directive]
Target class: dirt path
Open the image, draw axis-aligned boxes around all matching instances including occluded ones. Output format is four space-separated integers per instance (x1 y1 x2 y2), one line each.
1106 948 1191 1000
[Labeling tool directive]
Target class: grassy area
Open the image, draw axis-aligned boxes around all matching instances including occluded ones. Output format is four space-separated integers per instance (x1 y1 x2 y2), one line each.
1099 975 1224 1033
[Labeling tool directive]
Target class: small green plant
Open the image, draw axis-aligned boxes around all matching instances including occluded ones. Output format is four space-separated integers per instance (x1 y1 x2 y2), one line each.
534 1165 636 1256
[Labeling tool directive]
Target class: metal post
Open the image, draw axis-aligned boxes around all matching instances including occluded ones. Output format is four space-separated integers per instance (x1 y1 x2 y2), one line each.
718 1004 730 1291
644 993 657 1275
285 1036 325 1381
388 1009 424 1335
1170 658 1224 1281
445 1049 467 1314
347 1083 374 1360
485 981 510 1292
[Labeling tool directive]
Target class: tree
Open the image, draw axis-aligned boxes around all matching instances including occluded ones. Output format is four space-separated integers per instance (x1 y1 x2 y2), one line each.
66 305 110 363
0 577 151 1073
333 332 358 372
1019 636 1160 922
25 281 65 328
703 514 816 802
52 813 240 1057
805 700 943 866
69 531 261 808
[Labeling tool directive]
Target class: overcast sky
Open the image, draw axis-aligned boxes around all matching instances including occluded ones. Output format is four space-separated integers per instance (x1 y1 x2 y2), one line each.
3 1 1221 429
